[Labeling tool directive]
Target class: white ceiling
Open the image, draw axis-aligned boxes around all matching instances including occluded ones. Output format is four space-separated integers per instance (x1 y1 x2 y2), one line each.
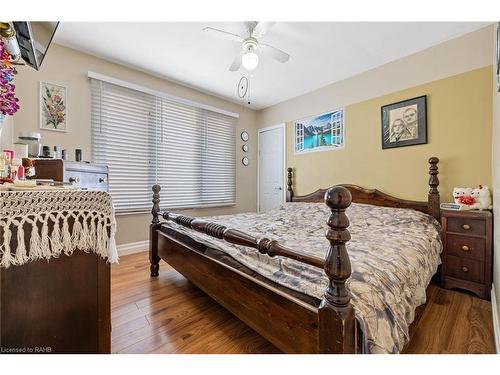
54 22 489 110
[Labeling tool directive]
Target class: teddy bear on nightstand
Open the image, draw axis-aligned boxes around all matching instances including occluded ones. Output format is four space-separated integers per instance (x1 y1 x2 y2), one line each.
470 185 493 210
452 187 475 209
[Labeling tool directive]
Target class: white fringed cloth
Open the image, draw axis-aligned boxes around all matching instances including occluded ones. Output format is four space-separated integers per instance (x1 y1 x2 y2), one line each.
0 190 118 268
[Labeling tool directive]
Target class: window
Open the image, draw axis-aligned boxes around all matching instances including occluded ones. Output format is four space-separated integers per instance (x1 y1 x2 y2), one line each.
90 76 237 213
331 110 343 146
295 122 304 152
293 109 344 154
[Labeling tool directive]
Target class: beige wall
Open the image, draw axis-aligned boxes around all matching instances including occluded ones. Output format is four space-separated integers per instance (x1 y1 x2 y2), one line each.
12 43 258 244
284 67 492 202
491 24 500 350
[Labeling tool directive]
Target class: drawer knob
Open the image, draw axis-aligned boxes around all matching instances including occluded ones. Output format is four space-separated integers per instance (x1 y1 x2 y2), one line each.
68 177 80 184
461 266 469 272
462 224 471 230
461 245 470 252
99 177 106 183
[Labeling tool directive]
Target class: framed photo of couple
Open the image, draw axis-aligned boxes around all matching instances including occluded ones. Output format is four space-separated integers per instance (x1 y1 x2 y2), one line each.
381 95 427 149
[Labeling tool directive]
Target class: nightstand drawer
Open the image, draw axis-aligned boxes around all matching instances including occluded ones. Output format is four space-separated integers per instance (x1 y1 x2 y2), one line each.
446 255 484 283
446 234 485 261
447 217 485 236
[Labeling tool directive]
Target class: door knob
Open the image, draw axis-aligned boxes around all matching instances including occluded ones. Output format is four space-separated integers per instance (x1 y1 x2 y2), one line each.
275 187 282 190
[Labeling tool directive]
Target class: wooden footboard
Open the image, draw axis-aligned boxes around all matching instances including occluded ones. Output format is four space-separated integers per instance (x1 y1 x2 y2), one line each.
149 185 362 353
157 227 319 352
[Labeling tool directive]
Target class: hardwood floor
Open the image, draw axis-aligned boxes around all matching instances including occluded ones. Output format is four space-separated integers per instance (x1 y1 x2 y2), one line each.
111 252 496 354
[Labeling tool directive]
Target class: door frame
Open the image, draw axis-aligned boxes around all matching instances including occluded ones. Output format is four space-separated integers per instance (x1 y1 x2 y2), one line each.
257 123 286 213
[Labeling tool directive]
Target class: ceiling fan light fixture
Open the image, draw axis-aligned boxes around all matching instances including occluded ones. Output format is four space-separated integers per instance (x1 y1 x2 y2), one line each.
242 51 259 70
203 23 289 72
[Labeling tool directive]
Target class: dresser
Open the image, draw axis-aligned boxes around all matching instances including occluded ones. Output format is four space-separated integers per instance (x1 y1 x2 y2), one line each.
0 252 111 353
1 162 112 353
33 159 108 191
441 210 493 300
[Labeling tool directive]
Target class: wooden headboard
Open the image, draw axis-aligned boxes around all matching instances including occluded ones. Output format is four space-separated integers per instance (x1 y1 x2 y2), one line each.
286 157 440 220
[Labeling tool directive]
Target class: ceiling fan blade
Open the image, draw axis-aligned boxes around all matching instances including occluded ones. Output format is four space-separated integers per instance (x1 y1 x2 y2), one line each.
261 43 290 63
229 54 242 72
252 22 275 38
202 27 243 43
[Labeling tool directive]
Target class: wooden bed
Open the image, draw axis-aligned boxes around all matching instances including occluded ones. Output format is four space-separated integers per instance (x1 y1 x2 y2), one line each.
149 157 440 354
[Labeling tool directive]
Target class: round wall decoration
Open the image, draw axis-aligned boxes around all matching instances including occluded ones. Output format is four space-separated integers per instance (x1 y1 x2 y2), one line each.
242 144 249 152
242 157 249 166
237 76 249 99
240 131 249 141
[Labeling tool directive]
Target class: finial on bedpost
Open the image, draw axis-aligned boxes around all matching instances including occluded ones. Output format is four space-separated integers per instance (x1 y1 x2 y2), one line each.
318 186 359 353
150 185 161 277
152 184 161 224
286 167 294 202
428 157 440 221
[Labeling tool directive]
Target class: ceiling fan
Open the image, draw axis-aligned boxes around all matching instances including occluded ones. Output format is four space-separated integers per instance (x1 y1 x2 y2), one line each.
203 21 290 71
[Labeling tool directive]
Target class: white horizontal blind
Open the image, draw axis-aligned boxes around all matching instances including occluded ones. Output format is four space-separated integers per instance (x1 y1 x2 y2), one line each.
201 109 236 205
157 98 204 208
91 79 157 212
91 78 236 213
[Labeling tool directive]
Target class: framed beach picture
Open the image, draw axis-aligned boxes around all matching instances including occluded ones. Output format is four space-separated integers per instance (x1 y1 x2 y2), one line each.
39 81 68 132
381 95 427 149
294 109 344 154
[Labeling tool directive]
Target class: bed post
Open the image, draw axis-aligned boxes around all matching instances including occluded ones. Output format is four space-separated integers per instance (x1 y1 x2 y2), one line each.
150 184 161 277
318 186 360 353
286 167 294 202
428 157 440 221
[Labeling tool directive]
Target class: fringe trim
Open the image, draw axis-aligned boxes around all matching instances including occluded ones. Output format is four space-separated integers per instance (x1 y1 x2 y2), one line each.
0 209 118 268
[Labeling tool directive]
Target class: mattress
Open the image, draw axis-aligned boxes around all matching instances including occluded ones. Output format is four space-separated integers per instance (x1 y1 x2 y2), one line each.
161 202 442 353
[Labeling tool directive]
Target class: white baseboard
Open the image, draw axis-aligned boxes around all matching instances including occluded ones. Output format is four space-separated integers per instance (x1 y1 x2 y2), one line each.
492 285 500 354
117 240 149 256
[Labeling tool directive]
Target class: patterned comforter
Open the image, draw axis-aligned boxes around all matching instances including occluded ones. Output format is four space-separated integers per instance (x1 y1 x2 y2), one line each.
163 202 442 353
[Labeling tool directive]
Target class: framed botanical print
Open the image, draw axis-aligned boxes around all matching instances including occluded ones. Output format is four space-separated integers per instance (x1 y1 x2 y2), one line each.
40 81 68 132
381 95 427 149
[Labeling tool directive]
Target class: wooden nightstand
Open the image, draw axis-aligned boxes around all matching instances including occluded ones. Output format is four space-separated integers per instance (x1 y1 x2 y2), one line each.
441 209 493 300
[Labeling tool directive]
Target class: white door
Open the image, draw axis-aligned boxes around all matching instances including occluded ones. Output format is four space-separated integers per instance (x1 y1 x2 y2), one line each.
258 125 285 212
